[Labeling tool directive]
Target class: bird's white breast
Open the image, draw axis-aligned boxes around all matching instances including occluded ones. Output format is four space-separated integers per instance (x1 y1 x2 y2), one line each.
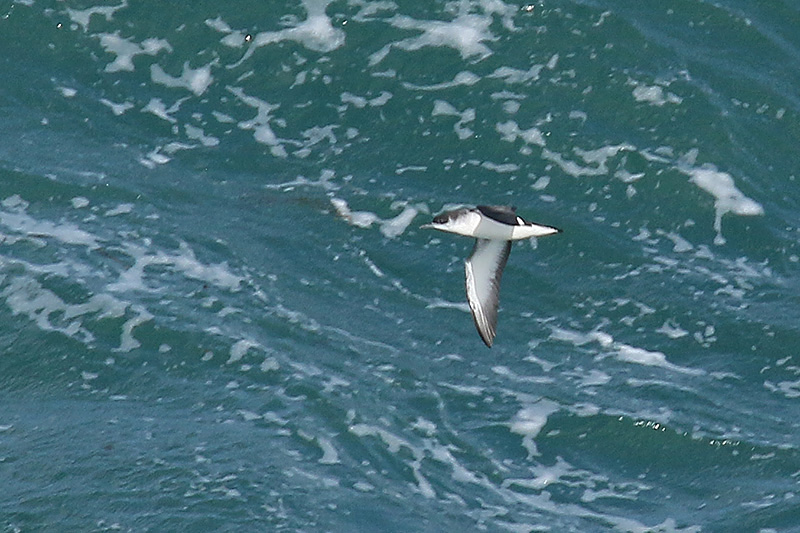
472 216 558 240
439 210 483 237
472 216 516 240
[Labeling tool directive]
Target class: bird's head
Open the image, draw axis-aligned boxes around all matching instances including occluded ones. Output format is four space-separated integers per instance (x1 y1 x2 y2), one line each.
420 208 474 234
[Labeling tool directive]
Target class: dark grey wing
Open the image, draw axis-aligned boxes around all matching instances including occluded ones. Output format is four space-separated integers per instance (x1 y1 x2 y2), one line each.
476 205 520 226
464 239 512 347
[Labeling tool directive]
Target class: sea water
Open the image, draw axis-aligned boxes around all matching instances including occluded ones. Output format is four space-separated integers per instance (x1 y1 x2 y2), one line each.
1 0 800 531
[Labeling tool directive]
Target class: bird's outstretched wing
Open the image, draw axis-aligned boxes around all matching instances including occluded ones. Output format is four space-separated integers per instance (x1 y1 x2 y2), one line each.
465 239 512 347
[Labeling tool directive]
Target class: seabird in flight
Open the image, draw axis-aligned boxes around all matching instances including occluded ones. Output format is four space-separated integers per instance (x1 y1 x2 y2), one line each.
422 205 560 347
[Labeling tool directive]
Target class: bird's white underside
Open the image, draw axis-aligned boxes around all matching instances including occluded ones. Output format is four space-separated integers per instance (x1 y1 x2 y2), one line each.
427 210 558 240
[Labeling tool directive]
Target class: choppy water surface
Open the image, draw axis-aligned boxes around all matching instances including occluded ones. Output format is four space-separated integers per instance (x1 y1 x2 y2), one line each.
2 0 800 531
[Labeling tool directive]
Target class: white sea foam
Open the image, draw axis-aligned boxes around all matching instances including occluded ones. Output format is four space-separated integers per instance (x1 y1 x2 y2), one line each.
549 326 614 348
118 304 153 352
656 320 689 339
339 92 367 109
764 379 800 399
615 168 645 183
142 97 180 123
659 231 693 253
296 125 338 158
631 83 683 106
100 98 135 116
576 144 635 167
237 410 262 422
151 62 214 96
185 124 220 147
331 198 427 238
98 32 171 73
489 64 544 84
214 0 344 67
340 91 393 108
139 148 171 168
0 195 250 354
2 196 252 354
66 0 128 32
531 176 550 190
0 195 100 249
349 423 435 497
682 160 764 245
381 204 422 238
316 437 341 465
577 369 612 387
502 456 574 491
369 11 495 65
496 120 545 147
432 100 475 140
267 169 338 192
347 391 694 530
396 165 428 175
615 343 703 375
205 17 234 36
502 100 520 114
206 112 233 126
104 203 133 217
425 298 471 312
492 365 554 386
260 357 280 372
481 161 519 173
541 143 635 178
550 325 704 376
228 87 285 158
71 197 90 209
402 71 480 91
509 398 560 457
228 339 260 364
58 86 77 98
504 114 648 172
0 275 150 351
107 241 243 293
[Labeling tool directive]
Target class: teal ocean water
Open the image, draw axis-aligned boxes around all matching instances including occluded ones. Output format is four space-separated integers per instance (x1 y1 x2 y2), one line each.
2 0 800 531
